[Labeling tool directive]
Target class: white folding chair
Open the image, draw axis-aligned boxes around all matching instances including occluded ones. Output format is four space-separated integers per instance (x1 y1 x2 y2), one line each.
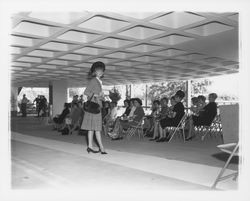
167 113 188 143
211 104 239 189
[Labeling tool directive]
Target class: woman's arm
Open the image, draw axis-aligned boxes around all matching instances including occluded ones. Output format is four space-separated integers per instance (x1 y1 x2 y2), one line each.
84 79 95 97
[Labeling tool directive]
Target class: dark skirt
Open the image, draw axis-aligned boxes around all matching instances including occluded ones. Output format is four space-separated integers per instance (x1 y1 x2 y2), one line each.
53 117 63 124
160 117 179 129
192 115 212 126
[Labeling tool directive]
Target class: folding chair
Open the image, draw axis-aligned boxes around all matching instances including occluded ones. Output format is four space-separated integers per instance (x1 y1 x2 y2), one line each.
211 104 239 189
197 115 222 141
167 113 188 143
127 117 145 140
211 142 239 189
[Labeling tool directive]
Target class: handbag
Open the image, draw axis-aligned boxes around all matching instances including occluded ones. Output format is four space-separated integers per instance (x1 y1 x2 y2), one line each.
61 127 69 135
83 93 100 114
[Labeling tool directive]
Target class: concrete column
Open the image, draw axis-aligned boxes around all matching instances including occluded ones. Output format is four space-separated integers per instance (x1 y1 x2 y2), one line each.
11 86 18 116
186 80 191 108
51 80 68 117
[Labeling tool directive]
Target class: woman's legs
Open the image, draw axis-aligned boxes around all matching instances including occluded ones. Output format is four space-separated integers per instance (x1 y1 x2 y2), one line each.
87 130 95 149
158 125 164 138
95 131 106 152
151 122 159 139
187 118 195 139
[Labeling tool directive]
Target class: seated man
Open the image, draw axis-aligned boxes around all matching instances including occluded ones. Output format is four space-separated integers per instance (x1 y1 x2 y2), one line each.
108 98 145 140
156 90 185 142
186 93 218 140
53 103 70 130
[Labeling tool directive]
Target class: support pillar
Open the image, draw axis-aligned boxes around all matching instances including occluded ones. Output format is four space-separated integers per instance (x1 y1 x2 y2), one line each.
51 80 68 117
186 80 191 108
125 84 132 99
11 86 18 117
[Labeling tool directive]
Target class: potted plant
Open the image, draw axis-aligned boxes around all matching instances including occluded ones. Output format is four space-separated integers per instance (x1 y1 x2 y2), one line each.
109 87 121 103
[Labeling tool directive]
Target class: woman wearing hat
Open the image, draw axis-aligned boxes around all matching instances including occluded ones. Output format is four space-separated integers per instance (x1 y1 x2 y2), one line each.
81 61 107 154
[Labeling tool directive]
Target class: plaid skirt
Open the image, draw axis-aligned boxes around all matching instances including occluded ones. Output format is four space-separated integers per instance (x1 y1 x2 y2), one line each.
81 111 102 131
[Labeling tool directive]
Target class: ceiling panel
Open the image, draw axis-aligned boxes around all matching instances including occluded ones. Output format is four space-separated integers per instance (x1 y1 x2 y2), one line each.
11 11 239 87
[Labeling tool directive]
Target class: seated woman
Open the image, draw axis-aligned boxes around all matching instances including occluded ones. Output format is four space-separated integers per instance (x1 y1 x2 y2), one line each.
127 98 136 118
156 90 185 142
102 101 111 120
149 97 169 141
122 99 131 117
197 95 206 114
190 97 199 116
186 93 218 140
67 102 83 134
144 100 161 133
103 101 118 135
108 98 145 140
53 103 70 130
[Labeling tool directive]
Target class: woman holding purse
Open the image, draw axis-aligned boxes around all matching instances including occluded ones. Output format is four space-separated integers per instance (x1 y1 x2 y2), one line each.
81 61 107 154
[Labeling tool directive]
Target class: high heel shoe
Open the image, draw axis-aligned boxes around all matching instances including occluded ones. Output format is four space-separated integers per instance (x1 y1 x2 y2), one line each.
87 147 99 154
156 138 166 142
99 149 108 154
149 136 159 141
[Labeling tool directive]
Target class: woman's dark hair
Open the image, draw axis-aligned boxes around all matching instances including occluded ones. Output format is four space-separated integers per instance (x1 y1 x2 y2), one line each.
170 96 175 101
191 97 198 103
134 98 142 106
153 100 160 105
64 103 70 108
209 93 218 100
161 97 169 103
129 98 135 105
124 99 130 105
88 61 105 79
198 95 206 102
175 90 185 99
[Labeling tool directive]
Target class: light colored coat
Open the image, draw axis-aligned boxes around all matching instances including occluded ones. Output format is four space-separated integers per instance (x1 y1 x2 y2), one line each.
84 77 103 107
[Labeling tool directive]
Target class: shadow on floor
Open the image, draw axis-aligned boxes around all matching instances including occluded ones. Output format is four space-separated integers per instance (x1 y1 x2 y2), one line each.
211 152 239 164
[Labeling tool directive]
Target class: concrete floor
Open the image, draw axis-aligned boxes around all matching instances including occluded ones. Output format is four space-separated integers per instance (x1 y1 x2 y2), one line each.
10 116 239 190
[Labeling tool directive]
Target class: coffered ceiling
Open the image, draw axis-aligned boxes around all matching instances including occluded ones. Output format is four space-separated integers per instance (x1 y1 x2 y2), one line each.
10 11 239 87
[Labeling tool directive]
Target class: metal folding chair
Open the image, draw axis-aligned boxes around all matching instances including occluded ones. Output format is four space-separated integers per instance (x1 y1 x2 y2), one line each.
195 115 222 141
211 142 239 189
211 104 239 189
167 113 188 143
127 117 145 140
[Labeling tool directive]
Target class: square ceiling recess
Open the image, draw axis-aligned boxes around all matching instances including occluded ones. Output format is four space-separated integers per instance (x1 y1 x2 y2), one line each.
118 26 164 39
78 16 130 33
28 12 89 24
185 22 234 36
57 30 100 43
152 34 194 45
150 12 205 29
